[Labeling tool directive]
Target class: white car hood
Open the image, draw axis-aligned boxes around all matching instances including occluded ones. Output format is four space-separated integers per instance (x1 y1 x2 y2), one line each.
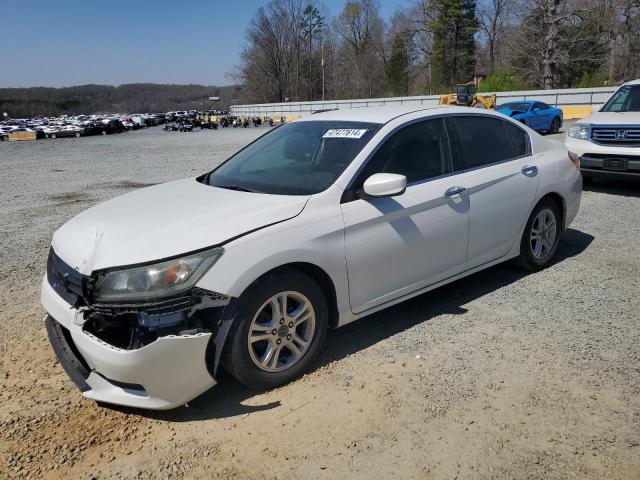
51 178 309 274
580 111 640 125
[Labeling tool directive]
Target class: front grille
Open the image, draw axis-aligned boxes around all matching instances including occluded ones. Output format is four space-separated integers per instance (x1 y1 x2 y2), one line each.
47 248 89 306
92 296 192 317
591 126 640 146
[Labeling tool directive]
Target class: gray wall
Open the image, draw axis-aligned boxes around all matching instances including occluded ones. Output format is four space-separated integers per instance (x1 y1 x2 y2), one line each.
231 86 617 118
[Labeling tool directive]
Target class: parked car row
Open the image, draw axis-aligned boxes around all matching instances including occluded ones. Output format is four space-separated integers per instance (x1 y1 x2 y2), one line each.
0 111 202 141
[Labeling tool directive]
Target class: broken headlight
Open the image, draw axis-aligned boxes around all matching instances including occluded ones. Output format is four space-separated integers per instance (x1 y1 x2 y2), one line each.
93 248 223 302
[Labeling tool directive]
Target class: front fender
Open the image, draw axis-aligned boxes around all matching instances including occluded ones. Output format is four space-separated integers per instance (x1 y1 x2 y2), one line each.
195 208 350 322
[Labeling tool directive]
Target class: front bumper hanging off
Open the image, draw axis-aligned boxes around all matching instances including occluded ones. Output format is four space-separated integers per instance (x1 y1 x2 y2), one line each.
41 272 237 410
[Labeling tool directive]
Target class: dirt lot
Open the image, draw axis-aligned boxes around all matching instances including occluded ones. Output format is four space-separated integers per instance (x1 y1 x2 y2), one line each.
0 125 639 479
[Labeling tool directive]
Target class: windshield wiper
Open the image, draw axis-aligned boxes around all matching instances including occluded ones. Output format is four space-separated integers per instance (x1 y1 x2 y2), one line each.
216 184 259 193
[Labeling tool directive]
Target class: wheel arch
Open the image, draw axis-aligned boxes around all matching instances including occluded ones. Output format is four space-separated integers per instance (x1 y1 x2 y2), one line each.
537 192 566 230
244 262 339 329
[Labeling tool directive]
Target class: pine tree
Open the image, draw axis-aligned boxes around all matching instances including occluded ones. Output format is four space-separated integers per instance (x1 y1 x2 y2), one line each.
386 32 410 96
430 0 478 91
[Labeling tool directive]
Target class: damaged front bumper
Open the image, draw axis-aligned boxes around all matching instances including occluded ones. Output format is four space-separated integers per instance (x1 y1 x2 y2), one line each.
41 267 237 410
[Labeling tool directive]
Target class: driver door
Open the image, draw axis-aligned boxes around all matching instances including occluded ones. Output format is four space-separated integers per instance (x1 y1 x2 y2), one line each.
341 118 470 314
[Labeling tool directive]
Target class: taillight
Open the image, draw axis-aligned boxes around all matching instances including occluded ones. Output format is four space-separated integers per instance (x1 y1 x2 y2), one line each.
568 151 580 170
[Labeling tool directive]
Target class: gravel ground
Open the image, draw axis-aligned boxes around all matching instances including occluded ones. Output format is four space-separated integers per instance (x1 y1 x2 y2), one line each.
0 122 639 479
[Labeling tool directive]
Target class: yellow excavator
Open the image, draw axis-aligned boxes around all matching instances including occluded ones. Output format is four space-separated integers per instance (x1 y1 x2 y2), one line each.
439 82 497 109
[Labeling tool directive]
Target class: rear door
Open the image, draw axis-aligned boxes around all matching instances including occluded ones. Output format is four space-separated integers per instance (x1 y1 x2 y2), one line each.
445 115 540 268
341 118 469 314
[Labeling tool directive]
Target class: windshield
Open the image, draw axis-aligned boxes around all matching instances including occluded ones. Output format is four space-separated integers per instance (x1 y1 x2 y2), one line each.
499 102 530 112
206 120 380 195
601 85 640 112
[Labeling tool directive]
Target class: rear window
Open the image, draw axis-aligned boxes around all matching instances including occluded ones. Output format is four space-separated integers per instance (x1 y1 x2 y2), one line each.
446 116 516 171
505 122 530 157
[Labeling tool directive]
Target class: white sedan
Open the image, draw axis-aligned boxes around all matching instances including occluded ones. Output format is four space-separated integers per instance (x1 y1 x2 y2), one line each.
41 106 582 409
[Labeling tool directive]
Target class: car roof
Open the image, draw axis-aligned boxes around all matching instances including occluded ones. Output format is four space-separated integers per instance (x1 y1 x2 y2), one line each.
296 105 507 125
624 79 640 86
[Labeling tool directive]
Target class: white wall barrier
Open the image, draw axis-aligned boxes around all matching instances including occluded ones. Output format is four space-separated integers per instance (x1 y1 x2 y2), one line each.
231 86 616 119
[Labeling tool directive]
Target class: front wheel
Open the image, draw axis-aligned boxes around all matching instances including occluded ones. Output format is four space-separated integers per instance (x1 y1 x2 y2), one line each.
517 199 561 271
550 117 561 134
222 270 328 389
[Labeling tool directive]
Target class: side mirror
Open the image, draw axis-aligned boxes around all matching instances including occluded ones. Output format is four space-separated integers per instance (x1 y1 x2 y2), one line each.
362 173 407 198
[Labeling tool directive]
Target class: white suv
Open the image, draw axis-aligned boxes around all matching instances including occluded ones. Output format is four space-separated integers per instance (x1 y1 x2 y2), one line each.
566 79 640 183
42 106 582 410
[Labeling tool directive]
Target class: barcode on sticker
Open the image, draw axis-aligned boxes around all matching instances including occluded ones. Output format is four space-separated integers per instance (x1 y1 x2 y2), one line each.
322 129 368 139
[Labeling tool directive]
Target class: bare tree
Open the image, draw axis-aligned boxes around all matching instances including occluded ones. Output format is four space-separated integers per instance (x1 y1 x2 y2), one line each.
333 0 386 97
477 0 514 73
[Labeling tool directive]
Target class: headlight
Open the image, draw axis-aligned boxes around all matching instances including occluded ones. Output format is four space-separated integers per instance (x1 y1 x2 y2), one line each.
93 248 223 301
568 124 590 140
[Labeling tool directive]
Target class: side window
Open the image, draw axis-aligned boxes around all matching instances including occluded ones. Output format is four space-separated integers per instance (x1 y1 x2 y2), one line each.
505 121 530 158
446 116 516 171
357 118 451 186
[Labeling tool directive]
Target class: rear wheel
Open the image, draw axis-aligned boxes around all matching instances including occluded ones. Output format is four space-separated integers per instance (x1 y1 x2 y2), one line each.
50 133 56 139
550 117 561 134
517 198 561 271
222 270 328 389
74 132 80 138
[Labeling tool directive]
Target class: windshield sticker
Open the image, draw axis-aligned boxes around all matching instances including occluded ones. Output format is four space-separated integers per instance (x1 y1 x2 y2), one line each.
322 129 368 139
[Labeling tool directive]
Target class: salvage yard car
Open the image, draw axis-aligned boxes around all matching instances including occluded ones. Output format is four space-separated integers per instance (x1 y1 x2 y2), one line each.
49 125 83 139
496 100 563 134
565 79 640 183
42 106 582 410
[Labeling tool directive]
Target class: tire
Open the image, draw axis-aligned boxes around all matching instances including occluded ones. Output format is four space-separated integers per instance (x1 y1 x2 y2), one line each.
550 117 561 134
472 102 487 108
74 132 80 138
101 130 107 135
50 133 56 139
222 270 328 389
517 198 561 271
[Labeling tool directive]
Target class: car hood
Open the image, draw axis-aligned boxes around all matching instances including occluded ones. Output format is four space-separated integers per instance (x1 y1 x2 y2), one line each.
497 109 527 118
51 178 309 274
580 111 640 125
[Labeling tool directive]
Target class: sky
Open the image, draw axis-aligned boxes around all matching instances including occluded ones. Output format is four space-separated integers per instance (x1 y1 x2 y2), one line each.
0 0 409 88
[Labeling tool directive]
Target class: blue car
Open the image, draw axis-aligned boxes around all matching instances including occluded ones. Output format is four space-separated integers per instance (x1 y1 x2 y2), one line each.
496 100 563 134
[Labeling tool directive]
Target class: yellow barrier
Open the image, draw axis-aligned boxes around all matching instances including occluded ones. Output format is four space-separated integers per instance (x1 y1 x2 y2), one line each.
8 131 37 141
559 105 592 120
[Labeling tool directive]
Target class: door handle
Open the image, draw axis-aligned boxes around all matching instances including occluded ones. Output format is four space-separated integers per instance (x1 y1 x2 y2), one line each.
521 165 538 176
445 186 466 197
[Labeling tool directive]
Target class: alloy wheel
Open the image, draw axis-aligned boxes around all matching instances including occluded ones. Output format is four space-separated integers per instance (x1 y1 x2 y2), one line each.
247 291 316 372
530 208 557 260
